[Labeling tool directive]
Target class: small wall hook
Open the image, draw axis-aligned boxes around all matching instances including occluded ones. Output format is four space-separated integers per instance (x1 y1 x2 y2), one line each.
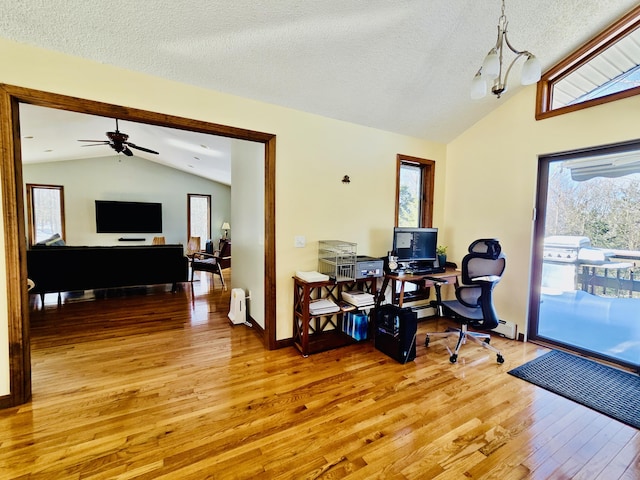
342 175 351 184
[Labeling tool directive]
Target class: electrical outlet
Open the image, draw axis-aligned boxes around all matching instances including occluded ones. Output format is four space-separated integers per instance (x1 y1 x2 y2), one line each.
294 235 306 248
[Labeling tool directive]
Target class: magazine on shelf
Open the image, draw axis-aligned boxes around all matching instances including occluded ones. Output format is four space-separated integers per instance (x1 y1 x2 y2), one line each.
342 290 375 307
296 270 330 282
308 298 340 315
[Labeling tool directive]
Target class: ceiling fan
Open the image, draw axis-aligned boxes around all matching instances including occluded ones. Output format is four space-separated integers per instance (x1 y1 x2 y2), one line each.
78 119 159 156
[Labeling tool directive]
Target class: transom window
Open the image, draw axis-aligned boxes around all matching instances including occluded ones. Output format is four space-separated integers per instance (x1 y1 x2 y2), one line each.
537 6 640 119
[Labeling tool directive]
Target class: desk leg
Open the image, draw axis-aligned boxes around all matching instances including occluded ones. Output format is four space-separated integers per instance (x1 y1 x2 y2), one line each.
397 280 405 307
376 276 390 308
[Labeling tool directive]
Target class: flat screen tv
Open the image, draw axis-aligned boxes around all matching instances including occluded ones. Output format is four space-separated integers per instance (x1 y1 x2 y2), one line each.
95 200 162 233
392 227 438 263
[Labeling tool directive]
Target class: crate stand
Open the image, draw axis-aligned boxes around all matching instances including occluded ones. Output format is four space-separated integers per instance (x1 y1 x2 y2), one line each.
293 275 377 356
318 240 357 281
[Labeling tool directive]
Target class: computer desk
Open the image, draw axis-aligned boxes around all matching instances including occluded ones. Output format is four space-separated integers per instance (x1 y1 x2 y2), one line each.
376 267 460 309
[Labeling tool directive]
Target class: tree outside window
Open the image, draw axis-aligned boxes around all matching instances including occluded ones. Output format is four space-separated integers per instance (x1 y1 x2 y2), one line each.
188 194 211 246
26 184 65 246
396 155 435 228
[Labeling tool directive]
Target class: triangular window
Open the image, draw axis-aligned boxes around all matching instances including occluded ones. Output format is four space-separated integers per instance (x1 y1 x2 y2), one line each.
537 6 640 119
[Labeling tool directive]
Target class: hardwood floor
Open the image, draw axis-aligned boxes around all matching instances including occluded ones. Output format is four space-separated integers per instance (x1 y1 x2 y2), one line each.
1 275 638 479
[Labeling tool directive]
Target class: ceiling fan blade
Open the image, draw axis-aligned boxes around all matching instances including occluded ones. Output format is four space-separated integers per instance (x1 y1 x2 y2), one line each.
79 143 110 147
122 146 134 156
127 142 159 155
78 140 109 143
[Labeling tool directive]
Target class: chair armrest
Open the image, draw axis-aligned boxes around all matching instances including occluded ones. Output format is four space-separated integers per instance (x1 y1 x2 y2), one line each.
193 252 218 262
470 275 500 283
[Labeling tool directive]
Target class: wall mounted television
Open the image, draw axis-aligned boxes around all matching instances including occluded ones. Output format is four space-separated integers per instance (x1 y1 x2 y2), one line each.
392 227 438 263
95 200 163 233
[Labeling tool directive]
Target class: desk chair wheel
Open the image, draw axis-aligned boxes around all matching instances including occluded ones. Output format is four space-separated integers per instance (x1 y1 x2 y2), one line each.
484 338 491 344
449 354 458 363
497 354 504 364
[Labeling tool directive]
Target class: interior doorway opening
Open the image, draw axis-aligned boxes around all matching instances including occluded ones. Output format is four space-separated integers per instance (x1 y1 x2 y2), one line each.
0 84 276 407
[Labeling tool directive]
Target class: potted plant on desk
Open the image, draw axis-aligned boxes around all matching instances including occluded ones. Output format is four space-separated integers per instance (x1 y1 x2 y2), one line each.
436 245 447 268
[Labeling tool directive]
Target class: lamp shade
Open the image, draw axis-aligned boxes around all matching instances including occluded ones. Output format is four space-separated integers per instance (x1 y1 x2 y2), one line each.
221 222 230 230
471 73 487 99
520 55 541 85
481 50 500 80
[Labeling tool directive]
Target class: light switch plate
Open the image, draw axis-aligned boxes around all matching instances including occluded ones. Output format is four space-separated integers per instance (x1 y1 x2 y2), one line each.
294 235 306 248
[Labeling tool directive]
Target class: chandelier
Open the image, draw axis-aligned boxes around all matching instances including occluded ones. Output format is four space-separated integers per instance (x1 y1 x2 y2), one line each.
471 0 541 99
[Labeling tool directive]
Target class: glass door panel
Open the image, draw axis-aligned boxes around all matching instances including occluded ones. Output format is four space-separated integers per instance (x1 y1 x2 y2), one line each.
531 145 640 370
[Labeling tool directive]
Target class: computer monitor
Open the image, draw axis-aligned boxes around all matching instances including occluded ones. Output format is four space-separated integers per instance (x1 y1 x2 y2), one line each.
392 227 438 264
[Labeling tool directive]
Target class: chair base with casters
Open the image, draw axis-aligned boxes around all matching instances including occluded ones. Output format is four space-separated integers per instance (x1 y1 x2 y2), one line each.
424 238 506 364
425 323 504 364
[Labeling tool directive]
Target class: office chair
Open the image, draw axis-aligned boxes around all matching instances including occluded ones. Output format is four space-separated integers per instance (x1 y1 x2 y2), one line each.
425 238 506 364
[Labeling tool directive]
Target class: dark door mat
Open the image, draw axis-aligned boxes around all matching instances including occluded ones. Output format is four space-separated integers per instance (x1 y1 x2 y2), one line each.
508 350 640 429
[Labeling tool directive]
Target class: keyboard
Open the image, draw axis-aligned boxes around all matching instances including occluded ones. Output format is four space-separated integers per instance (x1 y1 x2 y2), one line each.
405 266 446 276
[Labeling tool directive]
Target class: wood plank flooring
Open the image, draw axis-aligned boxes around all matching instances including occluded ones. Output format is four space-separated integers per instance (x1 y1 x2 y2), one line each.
0 274 638 479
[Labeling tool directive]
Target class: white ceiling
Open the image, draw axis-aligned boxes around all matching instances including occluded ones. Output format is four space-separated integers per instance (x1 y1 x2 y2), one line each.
19 104 234 185
3 0 639 182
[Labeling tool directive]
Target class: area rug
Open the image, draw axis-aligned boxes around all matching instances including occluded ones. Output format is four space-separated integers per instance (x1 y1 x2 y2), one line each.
508 350 640 429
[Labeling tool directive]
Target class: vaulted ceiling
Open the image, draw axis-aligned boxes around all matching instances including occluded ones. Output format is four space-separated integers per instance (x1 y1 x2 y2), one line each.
2 1 638 183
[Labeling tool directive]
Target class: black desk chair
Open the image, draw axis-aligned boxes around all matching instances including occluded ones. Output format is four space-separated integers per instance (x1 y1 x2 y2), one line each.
425 238 506 364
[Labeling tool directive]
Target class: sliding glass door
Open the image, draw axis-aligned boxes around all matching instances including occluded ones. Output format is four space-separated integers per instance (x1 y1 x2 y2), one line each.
529 140 640 371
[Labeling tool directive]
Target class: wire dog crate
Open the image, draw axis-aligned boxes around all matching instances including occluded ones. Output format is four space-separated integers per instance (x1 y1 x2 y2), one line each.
318 240 357 281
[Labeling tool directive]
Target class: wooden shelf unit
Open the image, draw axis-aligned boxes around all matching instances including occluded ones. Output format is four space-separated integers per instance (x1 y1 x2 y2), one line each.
292 276 377 357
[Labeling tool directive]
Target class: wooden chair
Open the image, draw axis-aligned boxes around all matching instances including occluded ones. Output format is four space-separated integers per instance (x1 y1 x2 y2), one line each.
214 240 231 269
190 249 227 289
185 236 201 258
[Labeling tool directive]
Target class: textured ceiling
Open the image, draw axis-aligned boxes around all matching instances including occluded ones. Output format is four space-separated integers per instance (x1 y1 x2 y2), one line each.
1 0 638 181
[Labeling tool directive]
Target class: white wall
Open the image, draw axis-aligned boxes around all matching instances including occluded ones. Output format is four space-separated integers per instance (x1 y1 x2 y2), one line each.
22 156 230 247
230 140 265 327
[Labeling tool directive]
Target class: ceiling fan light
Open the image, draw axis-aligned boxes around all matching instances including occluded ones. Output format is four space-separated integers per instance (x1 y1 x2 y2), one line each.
481 51 500 80
521 54 541 85
471 73 487 99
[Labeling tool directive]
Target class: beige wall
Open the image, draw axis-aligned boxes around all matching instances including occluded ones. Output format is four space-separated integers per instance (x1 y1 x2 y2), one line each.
446 86 640 334
0 38 446 394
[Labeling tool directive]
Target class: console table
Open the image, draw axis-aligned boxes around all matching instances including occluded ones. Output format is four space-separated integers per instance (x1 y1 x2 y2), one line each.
292 276 377 357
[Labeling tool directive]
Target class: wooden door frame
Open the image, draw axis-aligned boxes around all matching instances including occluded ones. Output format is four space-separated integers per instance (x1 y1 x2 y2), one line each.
0 84 277 407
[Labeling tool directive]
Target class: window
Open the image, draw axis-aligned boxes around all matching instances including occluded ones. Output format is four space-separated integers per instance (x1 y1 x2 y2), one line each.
187 194 211 244
395 154 435 227
26 184 65 246
536 5 640 120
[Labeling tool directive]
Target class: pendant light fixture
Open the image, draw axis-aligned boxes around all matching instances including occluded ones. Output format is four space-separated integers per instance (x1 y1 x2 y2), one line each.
471 0 541 99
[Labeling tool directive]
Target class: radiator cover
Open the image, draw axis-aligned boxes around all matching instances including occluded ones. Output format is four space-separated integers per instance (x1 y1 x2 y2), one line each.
492 319 517 339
